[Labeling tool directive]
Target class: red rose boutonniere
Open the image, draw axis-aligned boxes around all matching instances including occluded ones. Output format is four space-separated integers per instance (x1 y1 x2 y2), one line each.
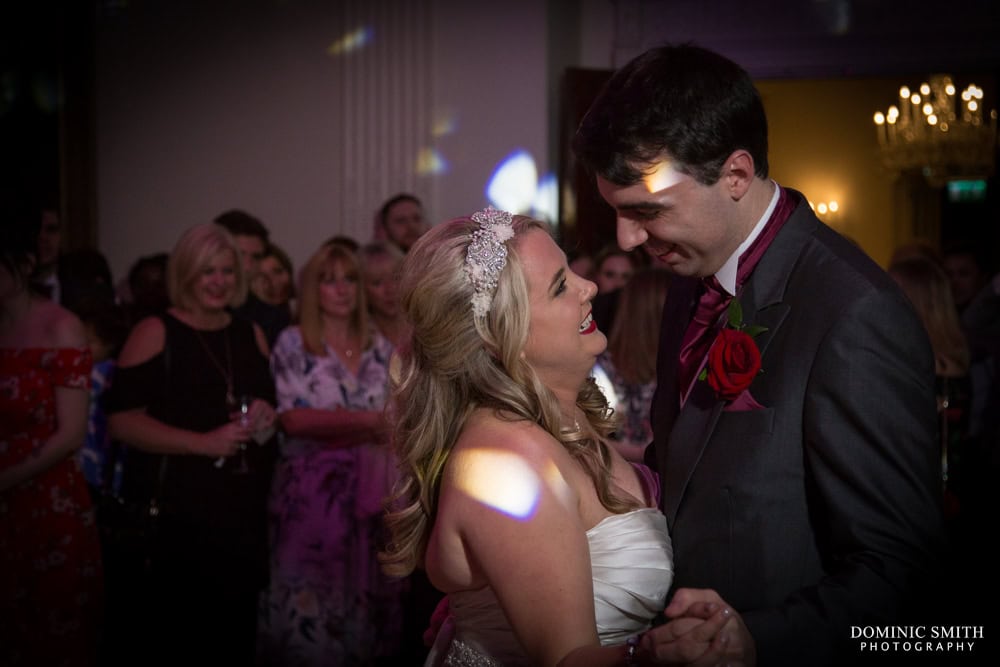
699 298 767 401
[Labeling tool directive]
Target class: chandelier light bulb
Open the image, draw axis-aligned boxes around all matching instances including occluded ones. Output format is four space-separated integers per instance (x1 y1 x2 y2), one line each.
874 73 996 187
817 203 828 215
829 201 839 213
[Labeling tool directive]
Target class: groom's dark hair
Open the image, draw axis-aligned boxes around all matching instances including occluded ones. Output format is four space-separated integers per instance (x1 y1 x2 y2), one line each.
573 42 769 187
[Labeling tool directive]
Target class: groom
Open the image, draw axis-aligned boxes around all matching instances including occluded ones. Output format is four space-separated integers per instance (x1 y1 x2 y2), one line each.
574 44 946 665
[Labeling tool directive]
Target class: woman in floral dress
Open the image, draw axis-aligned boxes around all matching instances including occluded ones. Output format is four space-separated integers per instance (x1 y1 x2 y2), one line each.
259 240 403 666
1 203 103 667
594 267 671 461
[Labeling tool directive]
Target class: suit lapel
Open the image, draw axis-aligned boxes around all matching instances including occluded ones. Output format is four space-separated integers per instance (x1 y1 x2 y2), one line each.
660 196 817 524
661 377 724 522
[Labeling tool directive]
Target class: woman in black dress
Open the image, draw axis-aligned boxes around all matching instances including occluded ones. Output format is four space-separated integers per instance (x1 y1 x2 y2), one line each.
105 223 278 666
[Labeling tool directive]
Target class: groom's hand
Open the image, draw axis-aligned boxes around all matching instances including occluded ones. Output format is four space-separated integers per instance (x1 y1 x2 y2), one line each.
647 588 756 666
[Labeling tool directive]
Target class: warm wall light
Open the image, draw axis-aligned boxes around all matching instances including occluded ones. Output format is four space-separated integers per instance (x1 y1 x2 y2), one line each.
809 199 842 225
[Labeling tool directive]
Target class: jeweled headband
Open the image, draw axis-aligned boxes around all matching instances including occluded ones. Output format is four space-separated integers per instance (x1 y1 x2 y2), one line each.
464 206 515 318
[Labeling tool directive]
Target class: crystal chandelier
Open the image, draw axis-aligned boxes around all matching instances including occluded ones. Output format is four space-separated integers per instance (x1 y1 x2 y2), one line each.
873 74 998 187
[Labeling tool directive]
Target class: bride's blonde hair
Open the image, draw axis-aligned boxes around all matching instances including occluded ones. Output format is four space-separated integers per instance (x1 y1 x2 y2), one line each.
379 214 637 577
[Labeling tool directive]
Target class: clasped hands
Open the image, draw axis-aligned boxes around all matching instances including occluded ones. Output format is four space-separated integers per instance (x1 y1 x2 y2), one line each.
202 399 277 458
640 588 755 666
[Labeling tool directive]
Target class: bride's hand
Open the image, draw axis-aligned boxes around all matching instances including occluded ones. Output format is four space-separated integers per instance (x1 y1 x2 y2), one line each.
647 588 755 666
641 603 731 664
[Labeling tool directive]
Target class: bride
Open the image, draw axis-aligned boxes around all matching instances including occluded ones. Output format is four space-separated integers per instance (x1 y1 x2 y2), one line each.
380 208 735 666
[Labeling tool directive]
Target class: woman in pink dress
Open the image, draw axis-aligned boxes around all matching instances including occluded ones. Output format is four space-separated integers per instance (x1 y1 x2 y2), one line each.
1 201 103 667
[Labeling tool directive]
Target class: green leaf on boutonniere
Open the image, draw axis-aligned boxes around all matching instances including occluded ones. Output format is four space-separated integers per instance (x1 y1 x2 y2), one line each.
697 368 708 381
726 299 743 328
726 298 767 338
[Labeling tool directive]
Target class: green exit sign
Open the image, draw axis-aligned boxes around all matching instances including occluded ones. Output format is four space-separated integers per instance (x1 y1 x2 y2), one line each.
947 180 987 202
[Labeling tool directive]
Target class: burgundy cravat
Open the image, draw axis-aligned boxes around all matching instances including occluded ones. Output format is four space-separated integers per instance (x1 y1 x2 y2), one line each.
677 276 730 397
676 186 798 400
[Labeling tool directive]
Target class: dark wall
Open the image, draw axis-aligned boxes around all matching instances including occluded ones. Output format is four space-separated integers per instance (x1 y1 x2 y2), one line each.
1 0 95 250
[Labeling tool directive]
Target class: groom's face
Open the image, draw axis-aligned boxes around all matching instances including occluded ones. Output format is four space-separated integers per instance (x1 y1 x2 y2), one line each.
595 158 742 278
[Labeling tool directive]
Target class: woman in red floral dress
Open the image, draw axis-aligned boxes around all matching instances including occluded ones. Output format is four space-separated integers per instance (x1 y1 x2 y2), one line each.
1 202 103 667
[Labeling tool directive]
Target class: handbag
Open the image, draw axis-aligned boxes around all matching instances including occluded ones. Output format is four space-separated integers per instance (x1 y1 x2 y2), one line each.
96 317 173 570
96 454 168 567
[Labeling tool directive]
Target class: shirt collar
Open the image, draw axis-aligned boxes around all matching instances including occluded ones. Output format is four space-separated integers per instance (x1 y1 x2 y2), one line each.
715 181 780 295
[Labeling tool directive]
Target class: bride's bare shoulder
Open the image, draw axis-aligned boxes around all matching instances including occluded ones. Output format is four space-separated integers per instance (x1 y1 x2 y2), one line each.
427 410 580 592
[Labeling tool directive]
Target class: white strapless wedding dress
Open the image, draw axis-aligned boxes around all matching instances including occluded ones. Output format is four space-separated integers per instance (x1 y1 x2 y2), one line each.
425 508 674 666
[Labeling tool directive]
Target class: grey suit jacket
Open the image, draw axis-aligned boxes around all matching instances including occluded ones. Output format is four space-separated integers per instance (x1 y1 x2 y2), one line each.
649 191 945 665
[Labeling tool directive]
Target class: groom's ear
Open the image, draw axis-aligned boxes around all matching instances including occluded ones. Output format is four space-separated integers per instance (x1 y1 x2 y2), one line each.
722 150 755 201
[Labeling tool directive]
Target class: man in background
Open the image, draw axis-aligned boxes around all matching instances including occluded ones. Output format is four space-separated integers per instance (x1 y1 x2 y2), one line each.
374 193 428 253
214 209 291 347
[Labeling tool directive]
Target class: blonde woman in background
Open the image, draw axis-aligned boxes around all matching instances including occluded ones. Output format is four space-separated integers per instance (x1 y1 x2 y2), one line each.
360 240 408 349
888 256 972 520
594 267 671 462
259 241 403 666
105 222 278 667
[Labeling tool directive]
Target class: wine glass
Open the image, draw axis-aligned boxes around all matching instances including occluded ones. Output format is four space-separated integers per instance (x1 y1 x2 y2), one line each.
232 394 252 475
215 394 252 472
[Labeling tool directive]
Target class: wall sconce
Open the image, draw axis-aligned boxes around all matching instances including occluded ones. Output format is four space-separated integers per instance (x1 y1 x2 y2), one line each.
809 199 842 225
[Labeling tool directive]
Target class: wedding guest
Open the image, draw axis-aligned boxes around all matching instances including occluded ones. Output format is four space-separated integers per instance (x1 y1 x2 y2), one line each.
955 270 1000 602
31 199 64 302
104 223 278 667
214 209 291 346
888 257 972 518
374 193 428 253
567 248 596 282
575 43 944 665
889 238 942 267
360 240 407 348
122 252 169 325
942 239 991 314
75 300 130 500
359 238 436 661
381 208 729 665
254 243 295 306
259 241 402 666
325 234 361 252
944 239 998 444
594 267 671 462
593 243 643 295
961 270 1000 449
1 200 103 667
59 248 116 315
891 256 1000 639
